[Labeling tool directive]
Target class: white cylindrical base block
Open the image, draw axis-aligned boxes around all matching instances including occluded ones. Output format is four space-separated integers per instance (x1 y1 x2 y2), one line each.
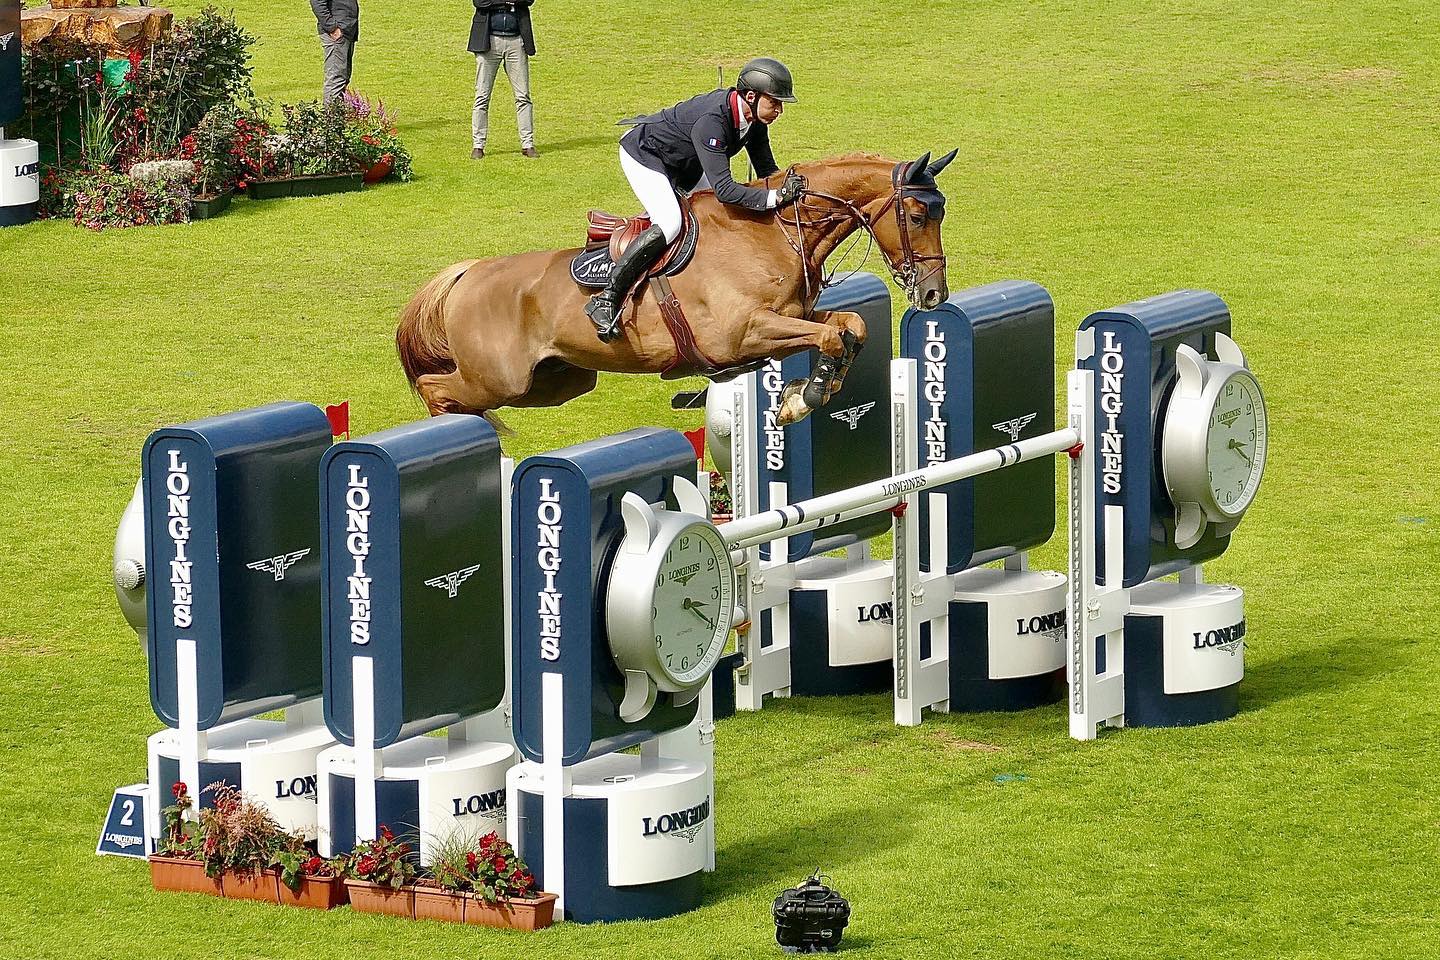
0 139 39 226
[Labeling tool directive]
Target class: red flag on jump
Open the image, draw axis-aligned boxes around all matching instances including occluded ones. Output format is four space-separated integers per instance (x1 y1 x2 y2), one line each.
682 427 706 462
325 401 351 440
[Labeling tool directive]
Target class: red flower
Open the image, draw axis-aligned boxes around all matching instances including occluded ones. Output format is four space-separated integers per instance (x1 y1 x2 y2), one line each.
379 825 394 841
466 851 478 872
171 781 185 798
305 856 324 873
494 856 507 872
479 832 498 850
355 855 377 876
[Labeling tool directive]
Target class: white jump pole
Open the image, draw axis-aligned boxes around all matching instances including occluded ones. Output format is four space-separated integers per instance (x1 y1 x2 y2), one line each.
720 425 1080 553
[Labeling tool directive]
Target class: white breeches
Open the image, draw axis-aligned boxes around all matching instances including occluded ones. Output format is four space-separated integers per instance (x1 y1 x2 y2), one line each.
620 145 707 243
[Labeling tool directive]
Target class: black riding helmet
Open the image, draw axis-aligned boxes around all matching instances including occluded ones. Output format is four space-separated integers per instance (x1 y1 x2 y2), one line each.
737 57 798 103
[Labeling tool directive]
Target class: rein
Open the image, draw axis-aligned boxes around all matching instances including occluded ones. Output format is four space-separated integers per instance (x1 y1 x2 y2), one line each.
774 161 947 312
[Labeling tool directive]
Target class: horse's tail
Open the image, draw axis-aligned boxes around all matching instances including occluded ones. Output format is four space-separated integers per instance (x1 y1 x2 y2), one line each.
395 259 480 386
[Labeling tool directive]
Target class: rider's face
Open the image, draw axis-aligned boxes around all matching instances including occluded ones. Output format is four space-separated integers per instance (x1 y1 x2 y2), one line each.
754 94 784 124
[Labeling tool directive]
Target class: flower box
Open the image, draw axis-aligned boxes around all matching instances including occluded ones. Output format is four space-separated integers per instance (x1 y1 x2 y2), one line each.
344 879 416 918
245 173 364 200
223 868 280 903
190 190 233 220
413 884 466 923
148 855 223 896
465 891 559 931
278 875 348 910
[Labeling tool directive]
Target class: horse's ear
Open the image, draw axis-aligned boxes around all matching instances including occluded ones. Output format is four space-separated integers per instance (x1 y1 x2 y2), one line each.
905 152 931 184
926 148 958 178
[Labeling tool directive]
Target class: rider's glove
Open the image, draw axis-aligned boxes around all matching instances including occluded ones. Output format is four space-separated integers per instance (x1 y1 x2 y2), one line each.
774 171 807 206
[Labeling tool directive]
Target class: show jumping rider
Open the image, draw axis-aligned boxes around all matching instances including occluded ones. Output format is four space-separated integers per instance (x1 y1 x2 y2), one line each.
586 57 806 342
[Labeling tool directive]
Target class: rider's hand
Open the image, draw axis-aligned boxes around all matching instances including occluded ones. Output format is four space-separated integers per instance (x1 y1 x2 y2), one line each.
775 171 806 206
329 27 343 40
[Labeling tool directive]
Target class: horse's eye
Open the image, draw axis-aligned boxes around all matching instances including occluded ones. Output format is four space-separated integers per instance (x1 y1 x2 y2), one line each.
910 213 926 227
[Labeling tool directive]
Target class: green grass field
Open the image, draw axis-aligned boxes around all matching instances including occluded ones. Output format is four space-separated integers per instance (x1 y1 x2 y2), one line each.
3 1 1439 956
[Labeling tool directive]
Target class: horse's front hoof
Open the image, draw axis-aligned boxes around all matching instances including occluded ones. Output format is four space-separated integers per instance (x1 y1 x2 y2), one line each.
777 382 813 426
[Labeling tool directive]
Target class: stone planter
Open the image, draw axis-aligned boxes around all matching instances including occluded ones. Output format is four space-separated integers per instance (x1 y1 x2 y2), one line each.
277 874 348 910
344 879 415 919
222 868 280 903
148 855 222 896
246 173 364 200
465 891 559 931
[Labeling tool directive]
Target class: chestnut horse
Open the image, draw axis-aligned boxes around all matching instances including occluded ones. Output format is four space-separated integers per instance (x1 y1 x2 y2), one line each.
396 150 955 427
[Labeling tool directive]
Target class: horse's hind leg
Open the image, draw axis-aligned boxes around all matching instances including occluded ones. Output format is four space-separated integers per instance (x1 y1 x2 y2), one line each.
509 359 599 408
416 370 503 417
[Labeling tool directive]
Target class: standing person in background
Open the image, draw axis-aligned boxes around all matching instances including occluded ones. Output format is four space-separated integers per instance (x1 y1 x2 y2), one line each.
469 0 537 159
310 0 360 102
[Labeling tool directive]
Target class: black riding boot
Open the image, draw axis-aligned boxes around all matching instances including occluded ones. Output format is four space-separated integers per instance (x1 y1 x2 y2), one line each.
586 225 669 342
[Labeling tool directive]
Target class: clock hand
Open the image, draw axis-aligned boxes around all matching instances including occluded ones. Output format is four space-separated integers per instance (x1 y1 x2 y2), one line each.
1227 438 1252 465
681 598 715 629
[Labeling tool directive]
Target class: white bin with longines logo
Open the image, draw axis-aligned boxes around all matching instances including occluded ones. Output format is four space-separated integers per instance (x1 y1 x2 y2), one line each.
315 737 515 862
951 567 1067 678
1129 580 1245 694
514 753 711 886
0 138 39 211
148 714 336 839
795 556 893 667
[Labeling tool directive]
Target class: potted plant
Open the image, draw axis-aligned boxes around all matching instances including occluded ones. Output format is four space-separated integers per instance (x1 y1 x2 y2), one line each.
269 832 347 910
247 99 364 199
710 470 732 523
183 104 242 219
461 832 555 931
148 782 223 896
340 91 414 185
342 825 418 918
195 782 282 903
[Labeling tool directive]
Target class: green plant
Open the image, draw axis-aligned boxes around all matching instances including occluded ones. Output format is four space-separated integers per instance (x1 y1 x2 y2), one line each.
273 834 343 893
420 830 537 902
194 782 286 879
272 99 354 178
340 91 414 181
156 781 197 857
79 88 119 172
343 825 418 890
66 168 193 230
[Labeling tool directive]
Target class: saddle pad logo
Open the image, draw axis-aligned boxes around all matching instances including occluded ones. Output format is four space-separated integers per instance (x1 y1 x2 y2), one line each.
992 413 1037 442
0 33 14 52
569 247 614 288
706 137 723 149
246 549 311 581
425 564 482 598
829 402 875 430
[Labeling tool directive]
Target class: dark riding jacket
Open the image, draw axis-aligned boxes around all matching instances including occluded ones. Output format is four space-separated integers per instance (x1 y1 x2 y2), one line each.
468 0 536 56
310 0 359 41
621 88 780 212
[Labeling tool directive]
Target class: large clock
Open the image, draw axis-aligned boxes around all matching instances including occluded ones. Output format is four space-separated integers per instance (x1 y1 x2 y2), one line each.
1160 332 1269 549
604 482 736 722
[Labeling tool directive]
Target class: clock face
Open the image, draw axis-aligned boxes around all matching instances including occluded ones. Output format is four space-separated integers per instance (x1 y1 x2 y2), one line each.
651 522 733 685
1206 370 1267 516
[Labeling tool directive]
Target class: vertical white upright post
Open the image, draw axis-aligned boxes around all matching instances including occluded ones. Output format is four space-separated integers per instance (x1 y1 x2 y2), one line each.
891 360 924 726
541 672 569 915
730 376 766 713
1066 366 1128 740
352 656 378 842
175 638 204 817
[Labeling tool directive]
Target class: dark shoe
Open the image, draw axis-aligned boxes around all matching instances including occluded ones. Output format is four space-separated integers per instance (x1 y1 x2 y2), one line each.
522 146 538 158
586 295 622 342
471 147 484 160
585 225 669 343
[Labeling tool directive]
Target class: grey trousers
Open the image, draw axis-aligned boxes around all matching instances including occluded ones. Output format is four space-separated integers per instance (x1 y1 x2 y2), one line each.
321 34 355 103
473 35 534 149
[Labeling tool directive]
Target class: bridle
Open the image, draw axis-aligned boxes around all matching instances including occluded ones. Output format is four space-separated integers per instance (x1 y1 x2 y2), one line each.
775 159 948 311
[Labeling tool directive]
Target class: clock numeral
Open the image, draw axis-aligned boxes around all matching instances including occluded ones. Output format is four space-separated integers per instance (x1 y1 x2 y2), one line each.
665 654 673 667
706 556 716 570
681 656 690 670
655 572 664 588
711 584 720 600
679 535 691 552
696 643 704 655
655 635 662 649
